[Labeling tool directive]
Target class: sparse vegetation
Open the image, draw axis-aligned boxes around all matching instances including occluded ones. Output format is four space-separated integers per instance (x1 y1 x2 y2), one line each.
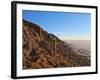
23 20 90 69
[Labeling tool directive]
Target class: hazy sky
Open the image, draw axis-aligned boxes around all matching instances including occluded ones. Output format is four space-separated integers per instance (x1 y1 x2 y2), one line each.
23 10 91 40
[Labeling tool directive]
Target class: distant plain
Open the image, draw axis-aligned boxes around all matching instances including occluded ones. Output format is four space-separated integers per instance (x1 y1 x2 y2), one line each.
65 40 91 56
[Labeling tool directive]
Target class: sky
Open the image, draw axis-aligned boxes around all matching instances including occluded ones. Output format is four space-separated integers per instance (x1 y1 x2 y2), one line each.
23 10 91 40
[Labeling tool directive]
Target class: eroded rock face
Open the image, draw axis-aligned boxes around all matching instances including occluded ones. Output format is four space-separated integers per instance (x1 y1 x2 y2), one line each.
23 20 90 69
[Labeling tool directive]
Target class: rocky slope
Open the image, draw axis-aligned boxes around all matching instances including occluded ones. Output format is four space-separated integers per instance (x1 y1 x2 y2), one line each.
23 20 90 69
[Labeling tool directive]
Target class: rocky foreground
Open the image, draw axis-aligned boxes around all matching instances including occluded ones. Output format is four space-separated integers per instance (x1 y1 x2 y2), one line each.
23 20 90 69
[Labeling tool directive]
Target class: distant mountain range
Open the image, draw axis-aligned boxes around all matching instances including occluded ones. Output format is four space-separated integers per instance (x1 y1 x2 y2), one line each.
23 20 90 69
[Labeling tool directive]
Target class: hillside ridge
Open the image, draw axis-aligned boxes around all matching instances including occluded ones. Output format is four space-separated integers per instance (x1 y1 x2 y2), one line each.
23 19 90 69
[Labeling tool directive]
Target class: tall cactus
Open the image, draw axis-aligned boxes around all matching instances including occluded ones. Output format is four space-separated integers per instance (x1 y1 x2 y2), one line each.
49 34 57 55
39 27 41 38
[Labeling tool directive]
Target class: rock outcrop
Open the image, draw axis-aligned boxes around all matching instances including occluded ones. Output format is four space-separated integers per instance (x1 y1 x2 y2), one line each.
23 20 90 69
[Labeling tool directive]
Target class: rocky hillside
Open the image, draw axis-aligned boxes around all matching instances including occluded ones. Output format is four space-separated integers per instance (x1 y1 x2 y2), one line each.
23 20 90 69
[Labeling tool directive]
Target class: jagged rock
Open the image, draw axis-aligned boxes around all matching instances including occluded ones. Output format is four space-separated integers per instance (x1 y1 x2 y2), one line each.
23 20 90 69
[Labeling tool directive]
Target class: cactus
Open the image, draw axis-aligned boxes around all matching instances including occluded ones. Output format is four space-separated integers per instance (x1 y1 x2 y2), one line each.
49 34 57 55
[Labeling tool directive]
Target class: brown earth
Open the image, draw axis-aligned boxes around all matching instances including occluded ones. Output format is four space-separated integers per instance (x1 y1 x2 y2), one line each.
23 20 90 69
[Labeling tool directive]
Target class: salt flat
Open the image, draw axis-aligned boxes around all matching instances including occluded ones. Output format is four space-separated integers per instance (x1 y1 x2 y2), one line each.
65 40 90 51
65 40 91 57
